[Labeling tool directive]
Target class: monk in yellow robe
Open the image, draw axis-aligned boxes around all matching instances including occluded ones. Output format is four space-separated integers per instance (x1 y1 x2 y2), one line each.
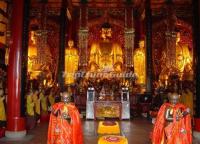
47 92 83 144
40 90 48 114
32 91 40 114
48 90 55 108
32 90 41 123
181 88 193 116
26 92 35 116
0 88 6 123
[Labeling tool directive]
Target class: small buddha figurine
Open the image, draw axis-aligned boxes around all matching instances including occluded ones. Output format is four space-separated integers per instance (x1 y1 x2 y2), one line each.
152 92 192 144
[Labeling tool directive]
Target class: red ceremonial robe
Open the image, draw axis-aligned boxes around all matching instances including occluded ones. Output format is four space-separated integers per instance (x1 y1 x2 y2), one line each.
152 103 192 144
47 102 83 144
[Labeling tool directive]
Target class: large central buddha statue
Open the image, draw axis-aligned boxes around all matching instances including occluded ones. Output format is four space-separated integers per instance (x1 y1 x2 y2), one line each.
89 23 123 72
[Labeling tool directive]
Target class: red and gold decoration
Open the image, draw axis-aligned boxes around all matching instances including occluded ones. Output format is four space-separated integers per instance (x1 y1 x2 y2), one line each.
95 102 121 119
153 17 193 85
0 1 7 45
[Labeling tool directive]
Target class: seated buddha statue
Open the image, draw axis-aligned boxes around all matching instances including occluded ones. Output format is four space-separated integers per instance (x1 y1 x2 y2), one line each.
65 40 79 84
133 40 146 84
89 23 123 72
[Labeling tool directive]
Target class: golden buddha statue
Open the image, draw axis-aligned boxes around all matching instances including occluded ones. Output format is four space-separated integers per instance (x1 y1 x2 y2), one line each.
175 32 192 75
28 31 53 80
89 23 123 72
133 40 146 84
28 31 37 72
65 40 79 84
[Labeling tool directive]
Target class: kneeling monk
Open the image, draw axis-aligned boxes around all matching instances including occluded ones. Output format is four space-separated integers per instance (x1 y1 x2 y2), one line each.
47 92 83 144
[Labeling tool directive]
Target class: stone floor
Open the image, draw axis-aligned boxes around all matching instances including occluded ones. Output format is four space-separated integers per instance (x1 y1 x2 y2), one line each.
0 117 199 144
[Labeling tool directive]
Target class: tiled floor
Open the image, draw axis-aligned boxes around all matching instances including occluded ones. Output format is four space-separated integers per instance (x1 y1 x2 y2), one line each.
0 118 199 144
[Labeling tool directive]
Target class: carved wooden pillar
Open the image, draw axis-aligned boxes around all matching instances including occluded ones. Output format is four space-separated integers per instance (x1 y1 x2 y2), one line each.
21 0 30 117
165 3 177 72
58 0 67 91
145 0 153 94
78 2 88 69
193 0 200 133
165 31 176 69
124 5 134 69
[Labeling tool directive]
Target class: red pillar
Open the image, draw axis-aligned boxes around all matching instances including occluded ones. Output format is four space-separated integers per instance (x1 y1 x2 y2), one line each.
6 0 26 138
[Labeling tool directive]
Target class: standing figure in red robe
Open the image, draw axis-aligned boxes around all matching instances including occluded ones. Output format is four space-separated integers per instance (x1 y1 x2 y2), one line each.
152 92 192 144
47 92 83 144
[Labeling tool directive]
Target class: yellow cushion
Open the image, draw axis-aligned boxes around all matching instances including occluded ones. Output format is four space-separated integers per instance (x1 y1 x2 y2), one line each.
98 135 128 144
97 121 120 134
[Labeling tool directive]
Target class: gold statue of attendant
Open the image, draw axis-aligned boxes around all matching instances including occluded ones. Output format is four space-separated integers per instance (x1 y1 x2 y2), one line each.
133 40 146 84
65 40 79 84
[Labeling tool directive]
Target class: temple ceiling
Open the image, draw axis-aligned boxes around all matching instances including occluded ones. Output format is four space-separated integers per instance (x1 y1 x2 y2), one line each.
29 0 193 46
30 0 192 17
